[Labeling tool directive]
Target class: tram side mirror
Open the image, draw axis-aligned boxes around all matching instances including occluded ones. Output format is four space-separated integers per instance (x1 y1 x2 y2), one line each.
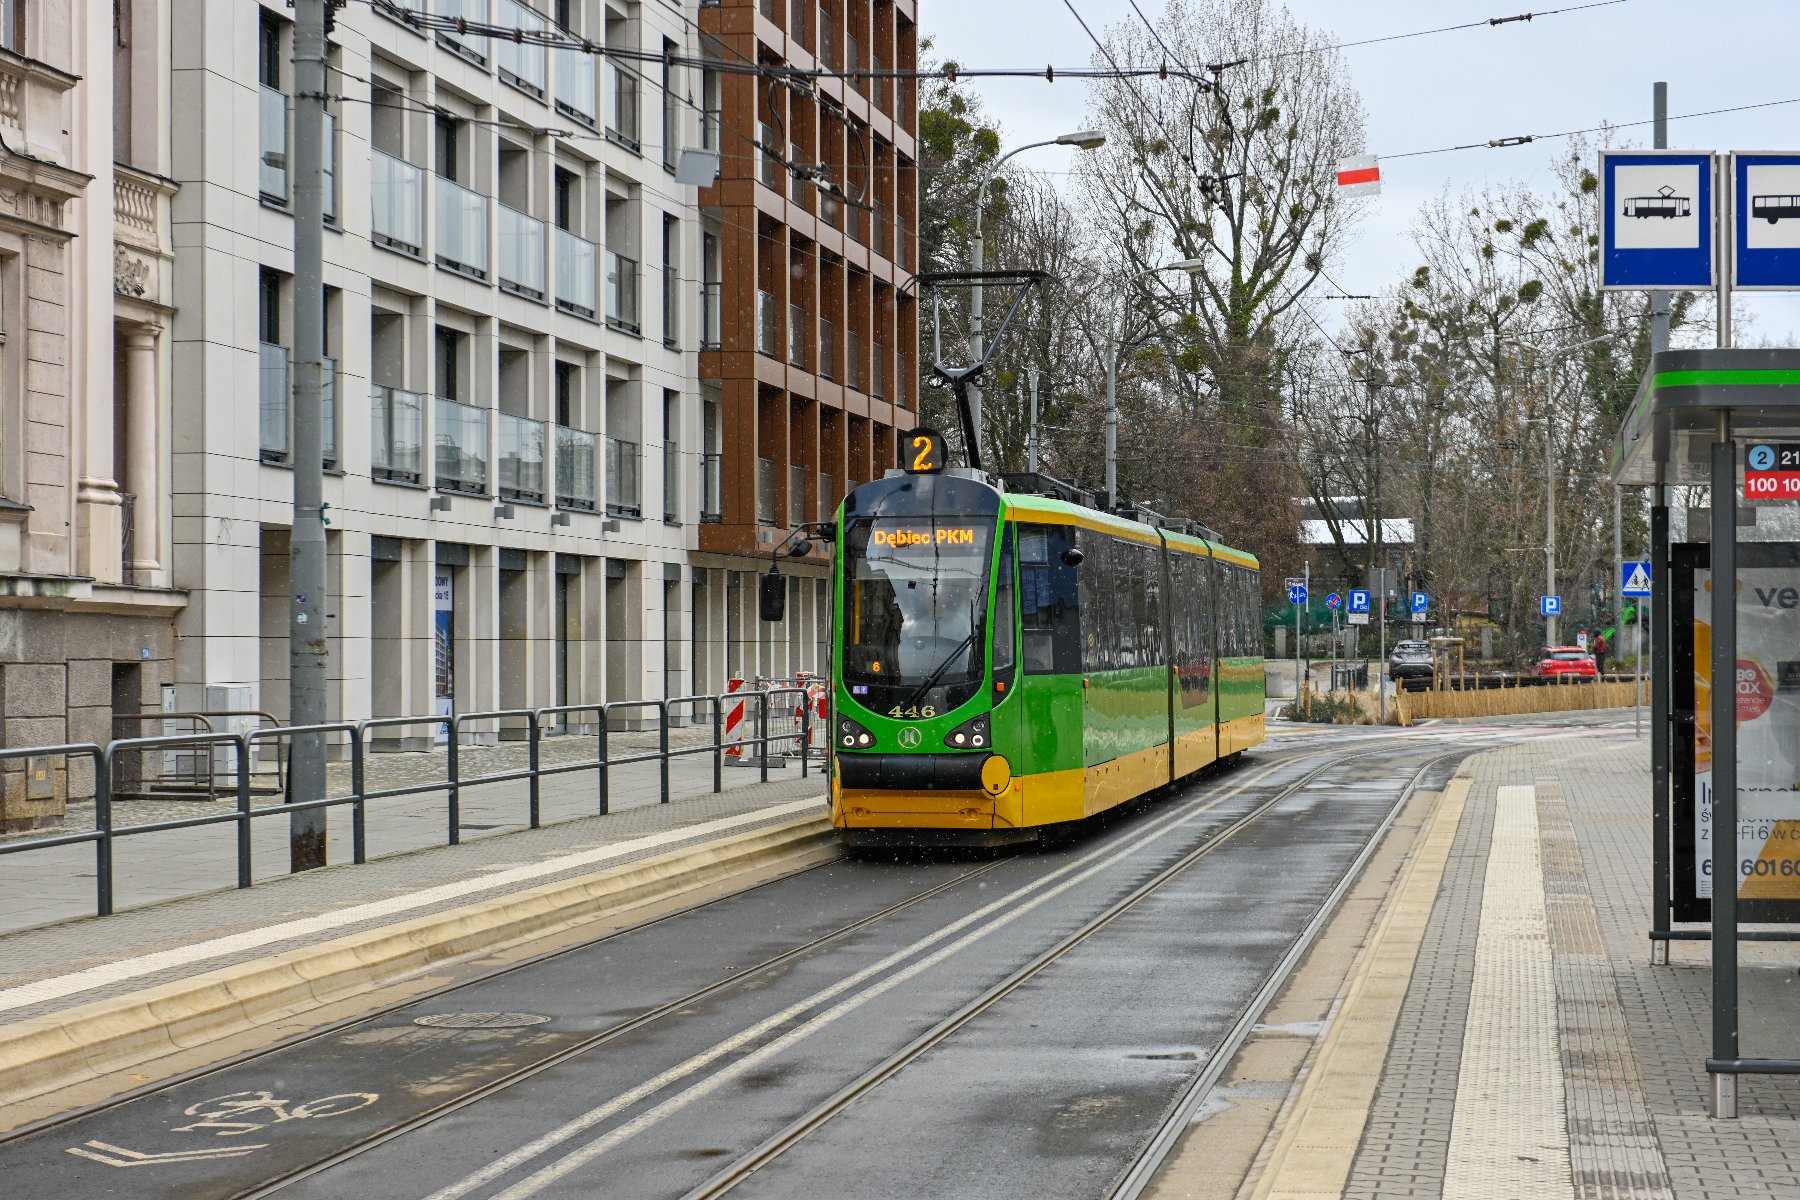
759 571 787 622
1060 547 1085 567
787 539 814 557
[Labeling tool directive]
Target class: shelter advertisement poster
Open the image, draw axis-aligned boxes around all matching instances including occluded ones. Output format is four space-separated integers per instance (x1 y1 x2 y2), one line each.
1694 568 1800 898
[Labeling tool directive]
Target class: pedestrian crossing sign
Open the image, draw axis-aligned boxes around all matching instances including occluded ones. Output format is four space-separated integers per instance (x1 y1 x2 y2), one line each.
1621 560 1652 598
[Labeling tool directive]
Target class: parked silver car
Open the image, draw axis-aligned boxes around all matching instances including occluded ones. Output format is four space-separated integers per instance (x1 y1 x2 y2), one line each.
1389 639 1433 682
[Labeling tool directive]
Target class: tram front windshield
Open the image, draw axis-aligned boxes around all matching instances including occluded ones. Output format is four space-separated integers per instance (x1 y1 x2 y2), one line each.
843 515 994 716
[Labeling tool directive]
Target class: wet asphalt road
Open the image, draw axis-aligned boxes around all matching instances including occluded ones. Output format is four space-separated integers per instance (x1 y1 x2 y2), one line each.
0 725 1534 1200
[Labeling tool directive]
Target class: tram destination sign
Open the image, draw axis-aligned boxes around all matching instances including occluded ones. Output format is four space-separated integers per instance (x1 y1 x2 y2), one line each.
1746 443 1800 499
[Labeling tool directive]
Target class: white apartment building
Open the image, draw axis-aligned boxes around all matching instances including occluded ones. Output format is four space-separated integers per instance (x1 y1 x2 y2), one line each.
168 0 779 739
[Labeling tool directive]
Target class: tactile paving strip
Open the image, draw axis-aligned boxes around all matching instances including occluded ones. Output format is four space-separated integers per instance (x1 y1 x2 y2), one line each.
1441 783 1574 1198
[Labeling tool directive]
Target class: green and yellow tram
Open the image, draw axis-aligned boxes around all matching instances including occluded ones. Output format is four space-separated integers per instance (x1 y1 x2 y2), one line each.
828 454 1264 848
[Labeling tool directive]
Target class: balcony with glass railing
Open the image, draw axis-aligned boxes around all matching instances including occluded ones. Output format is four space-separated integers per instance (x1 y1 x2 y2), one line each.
554 228 597 318
819 317 836 381
758 0 774 19
700 281 722 350
847 329 862 390
701 452 722 522
897 352 910 408
821 16 835 67
605 436 641 518
757 290 777 356
259 85 288 203
788 304 807 368
322 357 339 470
371 151 424 256
663 440 680 523
494 0 547 98
259 343 289 462
435 177 489 279
555 424 597 510
434 0 487 65
662 267 679 348
606 252 640 334
820 472 835 520
759 123 782 189
323 113 338 224
788 0 806 42
788 464 805 527
872 341 886 399
756 457 776 524
554 43 597 124
498 204 546 300
372 385 424 483
789 142 806 205
606 62 640 152
497 412 547 502
435 397 489 495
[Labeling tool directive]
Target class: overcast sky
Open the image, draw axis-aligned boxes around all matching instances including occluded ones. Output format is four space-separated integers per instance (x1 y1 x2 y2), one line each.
923 0 1800 345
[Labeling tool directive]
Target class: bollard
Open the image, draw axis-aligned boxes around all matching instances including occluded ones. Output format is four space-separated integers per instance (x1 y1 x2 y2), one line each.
758 692 770 784
528 712 541 829
447 719 461 846
713 695 724 793
351 728 367 864
598 709 610 816
96 745 115 917
659 701 671 804
236 735 254 888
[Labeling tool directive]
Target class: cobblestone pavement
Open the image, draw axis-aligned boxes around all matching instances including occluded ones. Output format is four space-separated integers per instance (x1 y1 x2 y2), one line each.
1345 734 1800 1199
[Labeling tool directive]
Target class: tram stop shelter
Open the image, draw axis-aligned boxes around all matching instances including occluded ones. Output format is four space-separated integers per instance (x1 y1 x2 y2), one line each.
1612 348 1800 1118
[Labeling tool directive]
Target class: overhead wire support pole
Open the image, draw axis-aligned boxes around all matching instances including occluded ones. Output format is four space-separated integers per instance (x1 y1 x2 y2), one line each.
289 0 330 871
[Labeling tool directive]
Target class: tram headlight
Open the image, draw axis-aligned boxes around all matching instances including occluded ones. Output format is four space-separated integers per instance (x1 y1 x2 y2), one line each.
944 714 991 750
837 715 875 749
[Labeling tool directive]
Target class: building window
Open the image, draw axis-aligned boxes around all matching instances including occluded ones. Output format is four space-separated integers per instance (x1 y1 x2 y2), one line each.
435 326 465 403
554 167 578 232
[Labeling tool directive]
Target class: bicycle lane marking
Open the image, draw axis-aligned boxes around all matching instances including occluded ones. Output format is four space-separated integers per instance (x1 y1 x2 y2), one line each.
63 1090 380 1170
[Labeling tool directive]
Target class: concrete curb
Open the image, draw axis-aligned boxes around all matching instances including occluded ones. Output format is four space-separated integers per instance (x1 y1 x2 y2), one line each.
0 813 835 1108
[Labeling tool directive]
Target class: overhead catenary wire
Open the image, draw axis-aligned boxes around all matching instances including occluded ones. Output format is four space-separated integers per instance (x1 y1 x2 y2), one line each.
1386 92 1800 160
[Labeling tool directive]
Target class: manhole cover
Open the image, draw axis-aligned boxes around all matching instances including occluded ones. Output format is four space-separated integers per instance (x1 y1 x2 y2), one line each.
413 1012 551 1030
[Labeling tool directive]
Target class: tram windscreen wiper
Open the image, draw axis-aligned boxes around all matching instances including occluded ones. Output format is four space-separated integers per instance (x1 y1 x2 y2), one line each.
897 613 979 710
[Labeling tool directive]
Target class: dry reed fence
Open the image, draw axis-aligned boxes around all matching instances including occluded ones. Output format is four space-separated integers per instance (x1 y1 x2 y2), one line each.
1394 679 1645 724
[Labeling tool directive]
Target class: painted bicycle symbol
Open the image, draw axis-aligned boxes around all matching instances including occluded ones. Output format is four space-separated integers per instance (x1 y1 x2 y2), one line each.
172 1090 379 1137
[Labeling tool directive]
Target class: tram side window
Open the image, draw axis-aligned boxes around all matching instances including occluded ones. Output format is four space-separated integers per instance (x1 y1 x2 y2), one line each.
992 526 1016 677
1141 542 1165 668
1019 523 1081 675
1078 529 1112 671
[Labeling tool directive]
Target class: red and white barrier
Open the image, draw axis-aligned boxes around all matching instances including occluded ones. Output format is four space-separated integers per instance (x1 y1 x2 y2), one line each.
723 678 746 757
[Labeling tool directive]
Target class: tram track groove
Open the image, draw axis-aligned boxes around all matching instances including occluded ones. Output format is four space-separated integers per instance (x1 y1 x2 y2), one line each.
0 850 994 1152
676 747 1453 1200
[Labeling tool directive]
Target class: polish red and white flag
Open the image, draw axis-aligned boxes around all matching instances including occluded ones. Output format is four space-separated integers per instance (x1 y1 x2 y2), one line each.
1336 155 1381 198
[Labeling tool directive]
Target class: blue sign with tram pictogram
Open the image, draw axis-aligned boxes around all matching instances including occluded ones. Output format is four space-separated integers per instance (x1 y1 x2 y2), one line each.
1348 589 1371 613
1599 150 1717 290
1325 592 1342 610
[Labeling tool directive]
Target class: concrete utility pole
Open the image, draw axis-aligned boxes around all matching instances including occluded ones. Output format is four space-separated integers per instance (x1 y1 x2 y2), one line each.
1544 384 1558 646
289 0 330 871
1026 367 1040 473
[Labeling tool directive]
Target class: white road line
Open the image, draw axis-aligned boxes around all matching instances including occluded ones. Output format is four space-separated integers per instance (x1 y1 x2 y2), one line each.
422 762 1290 1200
1442 784 1574 1199
0 799 822 1015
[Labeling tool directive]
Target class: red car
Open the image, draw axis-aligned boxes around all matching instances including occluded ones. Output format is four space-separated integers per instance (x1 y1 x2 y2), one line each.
1533 647 1598 679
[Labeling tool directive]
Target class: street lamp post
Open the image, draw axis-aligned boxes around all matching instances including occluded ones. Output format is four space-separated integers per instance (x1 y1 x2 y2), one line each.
1505 334 1608 646
1103 257 1206 503
970 131 1104 458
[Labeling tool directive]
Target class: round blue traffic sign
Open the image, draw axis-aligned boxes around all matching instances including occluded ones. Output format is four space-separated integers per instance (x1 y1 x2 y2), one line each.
1287 583 1308 605
1325 592 1341 609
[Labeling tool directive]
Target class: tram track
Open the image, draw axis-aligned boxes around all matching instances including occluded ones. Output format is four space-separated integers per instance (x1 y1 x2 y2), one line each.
3 734 1446 1200
676 747 1456 1200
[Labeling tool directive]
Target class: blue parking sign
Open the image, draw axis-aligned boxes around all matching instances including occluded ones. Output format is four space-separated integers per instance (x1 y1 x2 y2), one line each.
1348 589 1370 613
1410 591 1428 614
1541 595 1562 616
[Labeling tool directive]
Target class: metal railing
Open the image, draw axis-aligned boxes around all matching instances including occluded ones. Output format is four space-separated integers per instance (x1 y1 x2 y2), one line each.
759 122 782 189
663 438 680 523
757 456 776 524
434 0 487 64
819 317 836 380
847 329 862 390
789 463 806 526
788 303 807 368
0 689 812 920
700 280 722 350
701 452 723 522
554 43 597 124
757 289 777 356
606 61 640 151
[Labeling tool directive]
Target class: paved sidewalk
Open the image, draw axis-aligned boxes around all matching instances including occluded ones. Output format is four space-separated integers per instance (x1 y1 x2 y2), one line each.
0 728 814 934
0 775 828 1027
1311 732 1800 1197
